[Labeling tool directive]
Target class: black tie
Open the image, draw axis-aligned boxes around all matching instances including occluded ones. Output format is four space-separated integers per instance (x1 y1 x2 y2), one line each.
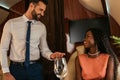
25 21 31 68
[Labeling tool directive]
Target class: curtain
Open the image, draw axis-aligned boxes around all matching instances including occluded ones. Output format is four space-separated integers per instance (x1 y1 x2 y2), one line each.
40 0 66 80
53 0 66 52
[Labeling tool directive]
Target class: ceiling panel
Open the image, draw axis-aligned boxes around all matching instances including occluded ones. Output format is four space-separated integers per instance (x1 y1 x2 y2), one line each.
78 0 104 15
0 0 22 9
107 0 120 25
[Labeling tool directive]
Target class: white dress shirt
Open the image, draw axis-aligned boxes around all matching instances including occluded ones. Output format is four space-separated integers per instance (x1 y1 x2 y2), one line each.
0 15 53 73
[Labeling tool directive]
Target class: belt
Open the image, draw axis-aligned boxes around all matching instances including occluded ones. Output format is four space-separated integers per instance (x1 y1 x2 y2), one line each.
10 60 39 66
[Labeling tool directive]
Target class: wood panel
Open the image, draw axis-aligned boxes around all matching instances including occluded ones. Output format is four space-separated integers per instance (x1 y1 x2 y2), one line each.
64 0 103 20
109 15 120 61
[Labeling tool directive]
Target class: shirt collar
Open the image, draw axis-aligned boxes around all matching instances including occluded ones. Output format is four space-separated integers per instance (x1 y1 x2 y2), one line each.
22 14 35 23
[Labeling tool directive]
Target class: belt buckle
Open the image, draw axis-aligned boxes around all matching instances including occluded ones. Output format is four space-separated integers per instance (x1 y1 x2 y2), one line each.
30 61 36 64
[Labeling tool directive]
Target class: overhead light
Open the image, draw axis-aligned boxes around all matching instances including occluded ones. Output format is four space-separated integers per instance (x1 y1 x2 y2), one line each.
0 3 9 9
0 0 22 10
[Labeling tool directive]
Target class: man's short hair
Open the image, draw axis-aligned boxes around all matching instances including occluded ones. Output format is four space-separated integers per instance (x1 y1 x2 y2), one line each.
29 0 48 5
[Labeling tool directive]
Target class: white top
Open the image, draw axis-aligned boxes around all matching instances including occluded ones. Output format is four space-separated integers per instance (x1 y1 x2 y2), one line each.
65 33 75 53
0 15 53 73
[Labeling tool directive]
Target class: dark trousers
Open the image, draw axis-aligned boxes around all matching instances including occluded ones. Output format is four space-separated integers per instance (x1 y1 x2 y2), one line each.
10 62 43 80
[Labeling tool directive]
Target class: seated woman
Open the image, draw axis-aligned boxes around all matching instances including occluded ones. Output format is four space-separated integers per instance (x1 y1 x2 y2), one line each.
75 28 119 80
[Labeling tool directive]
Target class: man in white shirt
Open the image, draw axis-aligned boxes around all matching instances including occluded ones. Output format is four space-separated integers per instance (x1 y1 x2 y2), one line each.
0 0 65 80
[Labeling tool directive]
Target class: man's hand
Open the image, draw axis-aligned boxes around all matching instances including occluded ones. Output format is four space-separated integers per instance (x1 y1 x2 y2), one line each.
4 72 15 80
50 52 65 59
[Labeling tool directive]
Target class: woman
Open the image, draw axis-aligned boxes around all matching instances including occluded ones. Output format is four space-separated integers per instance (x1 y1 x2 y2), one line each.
75 28 118 80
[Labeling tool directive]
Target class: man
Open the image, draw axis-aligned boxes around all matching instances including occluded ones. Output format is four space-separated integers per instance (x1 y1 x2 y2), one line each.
0 0 65 80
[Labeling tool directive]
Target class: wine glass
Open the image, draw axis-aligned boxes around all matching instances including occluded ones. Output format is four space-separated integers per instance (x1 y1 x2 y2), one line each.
54 57 68 80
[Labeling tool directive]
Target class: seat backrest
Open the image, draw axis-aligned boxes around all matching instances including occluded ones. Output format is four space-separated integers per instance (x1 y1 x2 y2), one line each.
64 45 84 80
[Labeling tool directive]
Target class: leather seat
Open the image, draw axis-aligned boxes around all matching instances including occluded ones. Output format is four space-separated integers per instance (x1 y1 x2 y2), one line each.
64 45 84 80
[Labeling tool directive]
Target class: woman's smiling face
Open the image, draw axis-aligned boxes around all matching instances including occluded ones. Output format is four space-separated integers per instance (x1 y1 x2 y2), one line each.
83 31 95 49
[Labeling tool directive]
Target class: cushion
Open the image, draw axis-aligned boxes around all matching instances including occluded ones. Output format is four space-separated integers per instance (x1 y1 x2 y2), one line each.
117 64 120 80
64 45 84 80
76 45 84 55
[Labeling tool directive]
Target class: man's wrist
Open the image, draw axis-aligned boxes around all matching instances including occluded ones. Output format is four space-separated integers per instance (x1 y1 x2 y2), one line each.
3 72 11 76
50 54 54 59
2 67 10 73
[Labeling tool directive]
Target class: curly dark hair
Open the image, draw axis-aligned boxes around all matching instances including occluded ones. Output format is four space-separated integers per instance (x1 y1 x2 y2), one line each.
85 28 119 80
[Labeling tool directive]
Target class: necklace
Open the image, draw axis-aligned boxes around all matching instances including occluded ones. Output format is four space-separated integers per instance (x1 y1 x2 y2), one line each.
88 51 100 58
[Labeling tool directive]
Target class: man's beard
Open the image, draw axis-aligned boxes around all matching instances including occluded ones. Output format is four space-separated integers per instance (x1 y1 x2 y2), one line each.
31 9 41 21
